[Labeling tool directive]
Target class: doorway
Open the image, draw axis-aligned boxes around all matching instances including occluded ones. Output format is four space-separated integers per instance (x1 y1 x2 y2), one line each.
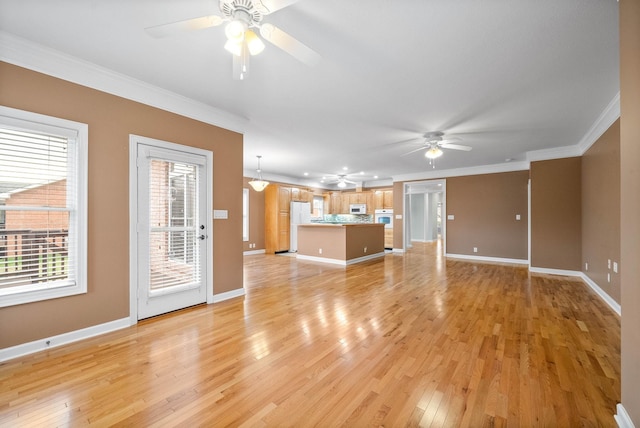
403 179 446 254
129 135 213 321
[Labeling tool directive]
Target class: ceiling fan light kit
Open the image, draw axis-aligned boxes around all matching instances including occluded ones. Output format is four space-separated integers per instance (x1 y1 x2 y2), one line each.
248 155 270 192
145 0 320 80
425 146 443 159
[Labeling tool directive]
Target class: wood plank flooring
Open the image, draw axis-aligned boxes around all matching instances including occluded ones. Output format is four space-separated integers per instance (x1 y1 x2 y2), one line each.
0 242 621 427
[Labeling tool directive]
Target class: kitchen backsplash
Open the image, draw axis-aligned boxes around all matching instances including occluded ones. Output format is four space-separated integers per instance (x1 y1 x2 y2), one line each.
322 214 373 223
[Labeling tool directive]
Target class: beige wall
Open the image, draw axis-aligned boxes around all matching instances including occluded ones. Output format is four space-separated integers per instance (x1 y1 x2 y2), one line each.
530 157 582 270
446 171 528 259
243 177 266 252
620 0 640 422
0 62 244 349
582 120 621 303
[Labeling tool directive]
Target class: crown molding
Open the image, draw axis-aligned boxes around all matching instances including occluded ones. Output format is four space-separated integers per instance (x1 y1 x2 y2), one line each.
526 145 582 162
577 92 620 155
0 31 248 134
392 161 529 183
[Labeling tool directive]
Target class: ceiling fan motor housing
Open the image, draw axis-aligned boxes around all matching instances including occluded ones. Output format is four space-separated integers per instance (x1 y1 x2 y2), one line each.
220 0 265 26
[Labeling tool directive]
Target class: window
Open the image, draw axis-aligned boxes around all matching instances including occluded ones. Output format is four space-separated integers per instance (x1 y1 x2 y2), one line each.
312 195 324 218
242 188 249 242
0 106 87 307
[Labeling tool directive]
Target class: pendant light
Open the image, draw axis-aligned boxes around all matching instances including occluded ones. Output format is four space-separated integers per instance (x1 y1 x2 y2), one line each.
248 155 269 192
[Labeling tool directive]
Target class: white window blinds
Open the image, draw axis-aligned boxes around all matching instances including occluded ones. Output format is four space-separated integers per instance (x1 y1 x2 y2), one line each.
0 108 86 306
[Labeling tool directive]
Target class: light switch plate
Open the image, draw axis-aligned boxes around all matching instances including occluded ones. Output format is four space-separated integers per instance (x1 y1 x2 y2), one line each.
447 214 455 220
213 209 228 219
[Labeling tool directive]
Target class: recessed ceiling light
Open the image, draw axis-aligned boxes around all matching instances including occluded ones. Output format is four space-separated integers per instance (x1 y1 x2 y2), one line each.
343 166 348 171
374 175 378 179
303 172 309 176
360 171 364 175
505 158 513 162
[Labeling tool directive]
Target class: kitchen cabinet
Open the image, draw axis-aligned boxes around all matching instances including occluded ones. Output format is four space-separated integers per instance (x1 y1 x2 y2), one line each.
291 187 313 203
329 192 341 214
265 185 291 253
374 189 393 210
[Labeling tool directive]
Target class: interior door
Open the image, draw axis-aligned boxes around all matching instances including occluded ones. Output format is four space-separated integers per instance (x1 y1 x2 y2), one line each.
136 143 208 319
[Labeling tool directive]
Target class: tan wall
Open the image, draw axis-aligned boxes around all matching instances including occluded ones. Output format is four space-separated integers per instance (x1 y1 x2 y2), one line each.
243 177 265 252
582 120 621 303
0 62 243 349
345 225 384 259
297 226 346 260
530 157 582 270
620 0 640 422
446 171 529 259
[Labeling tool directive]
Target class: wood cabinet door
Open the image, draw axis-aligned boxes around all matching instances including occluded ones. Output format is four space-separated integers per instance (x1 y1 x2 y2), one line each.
383 190 393 209
279 187 291 211
278 211 290 251
374 191 384 210
330 193 341 214
341 194 350 214
290 187 300 201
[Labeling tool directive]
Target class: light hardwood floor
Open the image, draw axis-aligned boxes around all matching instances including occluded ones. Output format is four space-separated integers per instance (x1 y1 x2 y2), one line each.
0 242 620 427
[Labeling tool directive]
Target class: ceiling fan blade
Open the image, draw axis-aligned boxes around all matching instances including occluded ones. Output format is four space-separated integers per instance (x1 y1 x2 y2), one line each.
259 23 320 67
401 146 428 157
441 143 472 151
256 0 301 14
145 15 224 38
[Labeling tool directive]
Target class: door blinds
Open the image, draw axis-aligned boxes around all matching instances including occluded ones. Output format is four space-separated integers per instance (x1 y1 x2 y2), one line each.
147 159 201 292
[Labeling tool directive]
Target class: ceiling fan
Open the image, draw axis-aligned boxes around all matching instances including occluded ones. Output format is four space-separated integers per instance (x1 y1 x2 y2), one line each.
145 0 320 80
321 173 376 188
401 131 472 160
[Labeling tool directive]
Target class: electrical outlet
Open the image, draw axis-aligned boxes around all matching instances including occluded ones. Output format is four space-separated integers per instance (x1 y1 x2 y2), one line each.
608 259 611 269
585 262 589 271
364 246 367 253
607 273 611 283
318 248 322 254
473 247 478 253
613 262 618 273
516 214 521 220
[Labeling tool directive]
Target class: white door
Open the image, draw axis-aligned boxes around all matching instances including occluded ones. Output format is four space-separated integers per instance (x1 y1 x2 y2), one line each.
136 143 208 319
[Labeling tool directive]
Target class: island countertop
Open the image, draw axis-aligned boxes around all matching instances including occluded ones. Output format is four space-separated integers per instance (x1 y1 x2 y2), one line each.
301 223 384 228
295 223 385 265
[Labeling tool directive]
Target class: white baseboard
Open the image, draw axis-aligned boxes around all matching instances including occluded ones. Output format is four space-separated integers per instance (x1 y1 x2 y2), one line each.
446 253 529 265
296 252 385 266
392 248 405 254
212 287 245 303
615 404 636 428
243 249 266 256
0 317 131 363
529 266 583 276
529 267 621 315
579 273 621 316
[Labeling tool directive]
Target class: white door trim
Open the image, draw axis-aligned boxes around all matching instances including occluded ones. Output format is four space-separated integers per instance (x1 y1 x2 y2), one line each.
402 179 446 254
129 135 214 325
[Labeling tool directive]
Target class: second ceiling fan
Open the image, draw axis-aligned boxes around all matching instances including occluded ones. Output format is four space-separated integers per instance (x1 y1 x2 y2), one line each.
145 0 320 80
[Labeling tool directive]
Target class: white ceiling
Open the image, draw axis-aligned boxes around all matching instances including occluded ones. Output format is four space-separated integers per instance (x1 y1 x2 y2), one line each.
0 0 619 188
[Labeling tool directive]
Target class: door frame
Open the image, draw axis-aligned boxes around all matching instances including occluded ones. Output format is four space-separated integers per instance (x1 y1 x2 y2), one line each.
128 134 214 325
402 179 447 254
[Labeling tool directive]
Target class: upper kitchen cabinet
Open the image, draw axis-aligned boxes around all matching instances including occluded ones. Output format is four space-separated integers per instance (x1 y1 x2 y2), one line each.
291 187 314 203
374 189 393 210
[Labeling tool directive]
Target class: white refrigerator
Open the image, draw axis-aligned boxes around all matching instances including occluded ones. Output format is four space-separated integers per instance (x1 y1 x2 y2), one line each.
290 201 311 252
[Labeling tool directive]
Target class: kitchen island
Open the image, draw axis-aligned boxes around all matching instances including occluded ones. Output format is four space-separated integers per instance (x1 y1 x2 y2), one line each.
295 223 385 265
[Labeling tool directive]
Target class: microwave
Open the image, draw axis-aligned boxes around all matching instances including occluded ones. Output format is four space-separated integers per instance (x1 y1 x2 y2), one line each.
349 204 367 214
